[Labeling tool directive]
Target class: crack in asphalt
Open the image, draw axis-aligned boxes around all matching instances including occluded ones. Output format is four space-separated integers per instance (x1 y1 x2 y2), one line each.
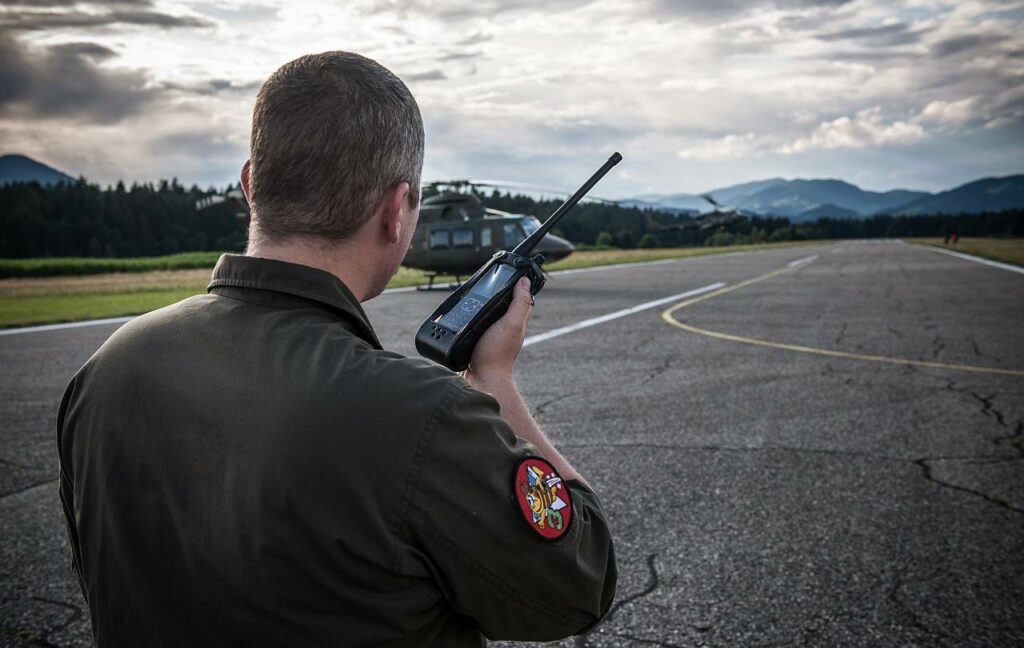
24 596 84 648
0 456 41 471
970 391 1006 427
910 377 1024 514
930 334 946 359
993 419 1024 458
913 455 1024 514
567 438 1024 516
532 392 581 418
0 477 57 501
969 337 985 358
641 357 673 386
886 568 949 642
834 322 848 346
573 554 682 647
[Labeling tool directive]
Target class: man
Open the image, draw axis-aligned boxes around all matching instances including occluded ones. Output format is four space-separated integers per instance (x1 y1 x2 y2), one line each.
58 51 616 646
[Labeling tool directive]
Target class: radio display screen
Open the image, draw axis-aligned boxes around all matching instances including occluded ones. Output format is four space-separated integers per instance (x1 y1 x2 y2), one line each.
437 263 518 332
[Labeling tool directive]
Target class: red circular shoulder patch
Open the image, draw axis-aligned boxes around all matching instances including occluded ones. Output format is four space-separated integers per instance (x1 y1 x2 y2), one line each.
514 458 573 540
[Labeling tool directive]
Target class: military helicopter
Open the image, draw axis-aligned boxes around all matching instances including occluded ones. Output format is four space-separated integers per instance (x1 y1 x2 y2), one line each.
648 194 750 233
694 194 749 229
195 188 249 223
403 180 580 288
196 180 579 288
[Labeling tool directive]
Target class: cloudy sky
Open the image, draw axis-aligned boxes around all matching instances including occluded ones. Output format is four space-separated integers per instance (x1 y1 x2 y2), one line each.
1 0 1021 196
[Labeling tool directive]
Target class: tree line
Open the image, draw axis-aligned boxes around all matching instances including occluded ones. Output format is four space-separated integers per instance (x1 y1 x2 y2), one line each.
1 180 1021 259
0 179 244 258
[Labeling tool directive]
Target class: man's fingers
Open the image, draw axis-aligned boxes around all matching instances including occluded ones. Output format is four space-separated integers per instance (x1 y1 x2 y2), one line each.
504 277 534 327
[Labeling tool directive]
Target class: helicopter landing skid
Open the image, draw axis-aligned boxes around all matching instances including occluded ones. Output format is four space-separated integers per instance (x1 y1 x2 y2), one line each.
417 274 463 291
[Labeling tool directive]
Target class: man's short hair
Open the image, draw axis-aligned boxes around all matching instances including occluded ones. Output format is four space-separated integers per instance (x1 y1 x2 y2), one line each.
248 51 424 244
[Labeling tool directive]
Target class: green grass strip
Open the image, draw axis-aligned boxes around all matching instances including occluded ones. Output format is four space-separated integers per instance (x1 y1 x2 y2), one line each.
0 290 202 328
0 241 825 328
0 252 225 279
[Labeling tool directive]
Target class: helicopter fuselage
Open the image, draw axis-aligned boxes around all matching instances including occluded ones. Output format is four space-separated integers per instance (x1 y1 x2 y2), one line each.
403 193 574 275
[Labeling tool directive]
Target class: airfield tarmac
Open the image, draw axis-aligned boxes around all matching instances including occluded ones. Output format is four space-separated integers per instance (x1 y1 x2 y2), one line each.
2 240 1022 646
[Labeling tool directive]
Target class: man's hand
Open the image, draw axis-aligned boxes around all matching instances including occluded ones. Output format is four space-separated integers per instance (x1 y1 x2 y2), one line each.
465 277 534 383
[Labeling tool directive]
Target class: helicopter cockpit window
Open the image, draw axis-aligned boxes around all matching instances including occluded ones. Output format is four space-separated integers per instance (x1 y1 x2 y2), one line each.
429 229 450 249
452 228 474 249
503 223 526 247
480 227 492 248
521 217 542 236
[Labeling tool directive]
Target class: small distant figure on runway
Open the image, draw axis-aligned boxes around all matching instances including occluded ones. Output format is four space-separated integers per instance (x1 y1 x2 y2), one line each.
951 232 959 245
944 233 951 245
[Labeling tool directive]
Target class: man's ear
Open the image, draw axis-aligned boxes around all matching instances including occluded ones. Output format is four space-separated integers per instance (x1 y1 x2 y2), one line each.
240 160 253 203
380 182 411 244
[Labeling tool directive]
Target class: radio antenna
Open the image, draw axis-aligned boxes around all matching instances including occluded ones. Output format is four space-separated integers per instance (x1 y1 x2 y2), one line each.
511 152 622 256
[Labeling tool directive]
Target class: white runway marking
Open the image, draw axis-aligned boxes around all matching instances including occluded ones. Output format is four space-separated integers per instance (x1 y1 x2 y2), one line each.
523 282 726 347
787 254 818 267
0 316 136 337
915 245 1024 276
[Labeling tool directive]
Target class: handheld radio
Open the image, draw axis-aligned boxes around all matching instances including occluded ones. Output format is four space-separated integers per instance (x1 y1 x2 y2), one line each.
415 152 622 371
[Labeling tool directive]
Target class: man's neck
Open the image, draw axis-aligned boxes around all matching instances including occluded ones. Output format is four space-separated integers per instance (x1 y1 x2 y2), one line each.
246 237 377 301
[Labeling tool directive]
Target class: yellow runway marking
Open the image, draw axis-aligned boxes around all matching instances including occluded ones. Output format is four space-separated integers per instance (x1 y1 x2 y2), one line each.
661 260 1024 378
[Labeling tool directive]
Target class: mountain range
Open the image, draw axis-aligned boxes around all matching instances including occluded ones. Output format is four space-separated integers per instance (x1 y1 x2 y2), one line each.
3 153 1022 220
622 175 1024 220
0 154 75 187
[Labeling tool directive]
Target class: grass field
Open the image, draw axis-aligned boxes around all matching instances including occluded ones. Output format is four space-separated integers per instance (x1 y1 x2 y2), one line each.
907 237 1024 267
0 252 224 279
0 241 819 328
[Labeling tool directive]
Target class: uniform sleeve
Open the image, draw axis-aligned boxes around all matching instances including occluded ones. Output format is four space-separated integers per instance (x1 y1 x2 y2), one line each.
403 382 617 641
56 373 89 605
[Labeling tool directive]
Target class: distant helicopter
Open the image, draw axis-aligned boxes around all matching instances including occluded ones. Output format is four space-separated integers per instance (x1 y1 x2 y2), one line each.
195 180 579 288
649 194 749 233
195 188 249 222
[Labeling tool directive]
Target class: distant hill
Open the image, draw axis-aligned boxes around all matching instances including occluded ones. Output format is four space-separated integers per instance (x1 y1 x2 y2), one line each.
626 178 930 218
706 178 786 205
890 175 1024 215
0 154 75 186
731 179 929 219
625 175 1024 219
797 203 860 220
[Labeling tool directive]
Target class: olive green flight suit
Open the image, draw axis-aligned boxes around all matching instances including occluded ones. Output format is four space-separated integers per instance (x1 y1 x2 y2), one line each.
58 254 616 647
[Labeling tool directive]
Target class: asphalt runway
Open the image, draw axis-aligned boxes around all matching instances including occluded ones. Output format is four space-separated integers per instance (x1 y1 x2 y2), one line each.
2 241 1023 646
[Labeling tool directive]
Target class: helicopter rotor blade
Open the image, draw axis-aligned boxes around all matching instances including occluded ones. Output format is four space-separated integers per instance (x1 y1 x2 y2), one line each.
465 178 618 204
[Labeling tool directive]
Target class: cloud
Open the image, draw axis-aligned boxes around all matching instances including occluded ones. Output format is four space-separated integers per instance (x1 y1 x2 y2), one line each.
678 132 775 160
817 22 932 46
358 0 596 20
0 0 150 6
916 96 981 126
160 78 263 96
1 0 1020 195
0 4 211 31
404 69 447 82
0 35 156 123
456 31 492 46
931 33 1005 58
781 107 926 153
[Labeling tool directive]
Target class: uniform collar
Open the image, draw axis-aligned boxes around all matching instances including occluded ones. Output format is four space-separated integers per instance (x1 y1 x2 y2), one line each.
208 254 383 349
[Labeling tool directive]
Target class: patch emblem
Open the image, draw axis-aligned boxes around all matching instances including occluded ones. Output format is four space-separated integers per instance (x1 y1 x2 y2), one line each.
514 458 572 540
